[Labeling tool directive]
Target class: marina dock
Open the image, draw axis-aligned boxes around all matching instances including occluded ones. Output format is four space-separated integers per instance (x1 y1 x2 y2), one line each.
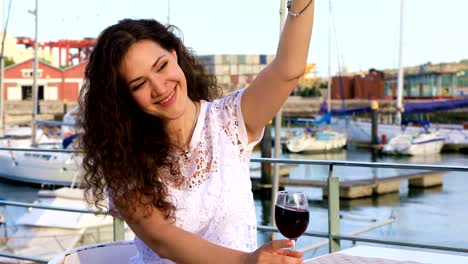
251 170 444 199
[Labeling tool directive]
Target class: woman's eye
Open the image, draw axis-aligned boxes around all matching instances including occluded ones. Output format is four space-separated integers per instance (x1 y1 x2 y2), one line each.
131 81 146 92
158 62 168 71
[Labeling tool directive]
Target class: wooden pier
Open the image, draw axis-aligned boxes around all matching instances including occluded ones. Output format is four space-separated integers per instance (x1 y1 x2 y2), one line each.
251 170 445 199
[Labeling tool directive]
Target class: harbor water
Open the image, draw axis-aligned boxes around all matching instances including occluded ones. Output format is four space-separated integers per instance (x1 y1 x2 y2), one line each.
1 147 467 260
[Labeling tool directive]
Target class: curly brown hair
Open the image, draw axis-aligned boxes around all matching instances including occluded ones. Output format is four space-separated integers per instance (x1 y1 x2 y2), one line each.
78 18 221 220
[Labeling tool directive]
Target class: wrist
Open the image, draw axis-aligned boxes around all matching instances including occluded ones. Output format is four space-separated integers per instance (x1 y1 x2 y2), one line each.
287 0 314 17
238 252 250 264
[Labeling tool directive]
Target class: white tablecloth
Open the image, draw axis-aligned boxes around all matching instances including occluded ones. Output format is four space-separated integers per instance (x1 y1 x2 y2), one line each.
305 245 468 264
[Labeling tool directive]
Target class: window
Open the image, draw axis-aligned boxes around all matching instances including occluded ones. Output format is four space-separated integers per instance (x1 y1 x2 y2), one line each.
21 85 44 100
21 69 43 78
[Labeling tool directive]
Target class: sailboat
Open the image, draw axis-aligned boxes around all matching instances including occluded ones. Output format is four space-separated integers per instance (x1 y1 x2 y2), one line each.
382 120 445 155
0 108 82 186
379 0 445 156
284 113 347 153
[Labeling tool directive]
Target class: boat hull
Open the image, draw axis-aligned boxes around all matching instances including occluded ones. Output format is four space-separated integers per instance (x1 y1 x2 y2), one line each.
0 150 81 186
382 133 445 156
285 131 347 153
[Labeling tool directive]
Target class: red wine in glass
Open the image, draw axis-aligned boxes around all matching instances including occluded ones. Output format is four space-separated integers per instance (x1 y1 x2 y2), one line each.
275 191 309 250
275 205 309 240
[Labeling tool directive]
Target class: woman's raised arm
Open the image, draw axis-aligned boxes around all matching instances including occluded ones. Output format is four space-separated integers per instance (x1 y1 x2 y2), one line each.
241 0 315 142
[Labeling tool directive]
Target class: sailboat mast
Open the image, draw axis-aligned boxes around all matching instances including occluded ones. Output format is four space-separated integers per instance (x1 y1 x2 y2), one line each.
326 0 331 113
31 0 39 145
396 0 405 125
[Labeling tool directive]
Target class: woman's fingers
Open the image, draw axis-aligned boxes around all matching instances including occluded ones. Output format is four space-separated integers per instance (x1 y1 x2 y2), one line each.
275 249 303 258
263 239 294 251
248 240 304 263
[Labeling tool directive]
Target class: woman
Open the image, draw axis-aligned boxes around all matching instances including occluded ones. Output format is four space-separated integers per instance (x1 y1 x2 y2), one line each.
79 1 314 263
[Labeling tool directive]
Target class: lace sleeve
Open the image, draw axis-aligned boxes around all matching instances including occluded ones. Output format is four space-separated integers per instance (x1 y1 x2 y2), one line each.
214 88 264 153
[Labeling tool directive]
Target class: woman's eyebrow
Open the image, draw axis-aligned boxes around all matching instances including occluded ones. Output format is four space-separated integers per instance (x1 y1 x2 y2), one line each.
128 55 166 85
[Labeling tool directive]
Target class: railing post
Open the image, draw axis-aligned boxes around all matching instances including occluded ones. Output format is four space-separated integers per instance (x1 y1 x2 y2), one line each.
327 164 341 252
113 218 125 241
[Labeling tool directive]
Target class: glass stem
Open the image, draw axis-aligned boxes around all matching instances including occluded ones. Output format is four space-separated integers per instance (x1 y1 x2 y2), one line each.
292 239 297 251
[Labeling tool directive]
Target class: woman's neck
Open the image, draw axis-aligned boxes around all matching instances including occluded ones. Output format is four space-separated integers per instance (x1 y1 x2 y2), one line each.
165 99 199 152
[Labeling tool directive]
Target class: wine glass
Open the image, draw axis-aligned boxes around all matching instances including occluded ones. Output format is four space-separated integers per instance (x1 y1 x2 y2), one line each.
274 190 310 251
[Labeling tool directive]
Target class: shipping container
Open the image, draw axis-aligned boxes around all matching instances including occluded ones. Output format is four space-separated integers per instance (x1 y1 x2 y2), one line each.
238 65 247 75
223 55 230 65
267 55 275 64
245 65 253 73
230 75 239 84
230 55 239 65
214 54 223 65
253 65 263 74
353 76 364 99
331 76 353 99
219 75 231 84
246 74 255 84
222 65 231 75
206 64 215 75
214 65 225 75
245 55 260 65
230 64 238 75
238 55 246 64
198 55 215 65
239 75 247 84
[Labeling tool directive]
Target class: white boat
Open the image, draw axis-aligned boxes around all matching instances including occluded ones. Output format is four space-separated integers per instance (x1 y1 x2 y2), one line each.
344 120 468 150
0 109 81 187
0 187 114 263
0 143 81 186
285 129 347 153
382 130 445 155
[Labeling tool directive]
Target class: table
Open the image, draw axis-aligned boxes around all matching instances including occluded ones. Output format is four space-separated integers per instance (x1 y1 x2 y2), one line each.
304 245 468 264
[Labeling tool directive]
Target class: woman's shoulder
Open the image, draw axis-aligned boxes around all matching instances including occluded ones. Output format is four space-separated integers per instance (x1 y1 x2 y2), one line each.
213 88 245 106
204 87 246 118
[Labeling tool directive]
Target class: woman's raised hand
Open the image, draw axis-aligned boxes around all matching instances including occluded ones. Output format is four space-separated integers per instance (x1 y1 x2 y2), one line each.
244 239 305 264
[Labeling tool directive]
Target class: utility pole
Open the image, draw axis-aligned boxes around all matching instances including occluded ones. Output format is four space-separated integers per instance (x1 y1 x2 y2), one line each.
327 0 331 113
0 0 5 135
0 57 4 137
270 0 287 234
30 0 39 145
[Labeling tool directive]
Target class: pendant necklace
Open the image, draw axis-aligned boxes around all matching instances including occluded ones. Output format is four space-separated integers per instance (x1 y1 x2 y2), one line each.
182 101 199 160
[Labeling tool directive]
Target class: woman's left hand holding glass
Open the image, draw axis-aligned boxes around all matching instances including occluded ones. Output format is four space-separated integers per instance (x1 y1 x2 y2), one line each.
243 239 304 264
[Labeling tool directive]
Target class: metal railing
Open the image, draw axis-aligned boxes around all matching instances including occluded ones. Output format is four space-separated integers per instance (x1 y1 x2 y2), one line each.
0 149 467 262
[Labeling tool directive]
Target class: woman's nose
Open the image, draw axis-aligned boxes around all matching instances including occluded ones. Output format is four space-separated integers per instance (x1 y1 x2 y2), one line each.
148 75 166 98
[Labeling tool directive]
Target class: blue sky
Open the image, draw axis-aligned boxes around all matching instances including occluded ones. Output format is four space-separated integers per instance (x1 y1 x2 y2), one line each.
6 0 468 76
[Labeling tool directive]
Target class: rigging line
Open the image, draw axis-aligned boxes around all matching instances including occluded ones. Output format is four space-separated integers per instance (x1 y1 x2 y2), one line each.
330 0 346 112
0 0 12 60
330 0 342 77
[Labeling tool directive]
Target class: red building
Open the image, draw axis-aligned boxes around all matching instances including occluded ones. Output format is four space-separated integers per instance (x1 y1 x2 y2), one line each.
331 70 386 100
3 59 87 102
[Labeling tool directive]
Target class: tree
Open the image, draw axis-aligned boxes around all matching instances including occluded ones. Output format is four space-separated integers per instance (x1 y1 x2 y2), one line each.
4 57 15 67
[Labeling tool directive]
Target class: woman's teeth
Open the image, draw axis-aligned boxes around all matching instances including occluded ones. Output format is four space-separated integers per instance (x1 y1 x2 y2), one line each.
159 90 175 104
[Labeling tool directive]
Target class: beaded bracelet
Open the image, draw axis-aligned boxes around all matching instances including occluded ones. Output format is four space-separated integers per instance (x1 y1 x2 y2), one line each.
287 0 314 17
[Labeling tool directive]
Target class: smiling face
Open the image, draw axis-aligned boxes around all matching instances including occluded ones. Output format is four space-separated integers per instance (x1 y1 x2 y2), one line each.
121 39 190 122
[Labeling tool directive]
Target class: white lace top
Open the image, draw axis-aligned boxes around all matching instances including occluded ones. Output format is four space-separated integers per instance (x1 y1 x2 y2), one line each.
125 88 263 263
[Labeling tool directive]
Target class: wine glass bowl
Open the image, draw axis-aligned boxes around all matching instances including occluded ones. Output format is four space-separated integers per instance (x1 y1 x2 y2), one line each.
275 190 310 250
